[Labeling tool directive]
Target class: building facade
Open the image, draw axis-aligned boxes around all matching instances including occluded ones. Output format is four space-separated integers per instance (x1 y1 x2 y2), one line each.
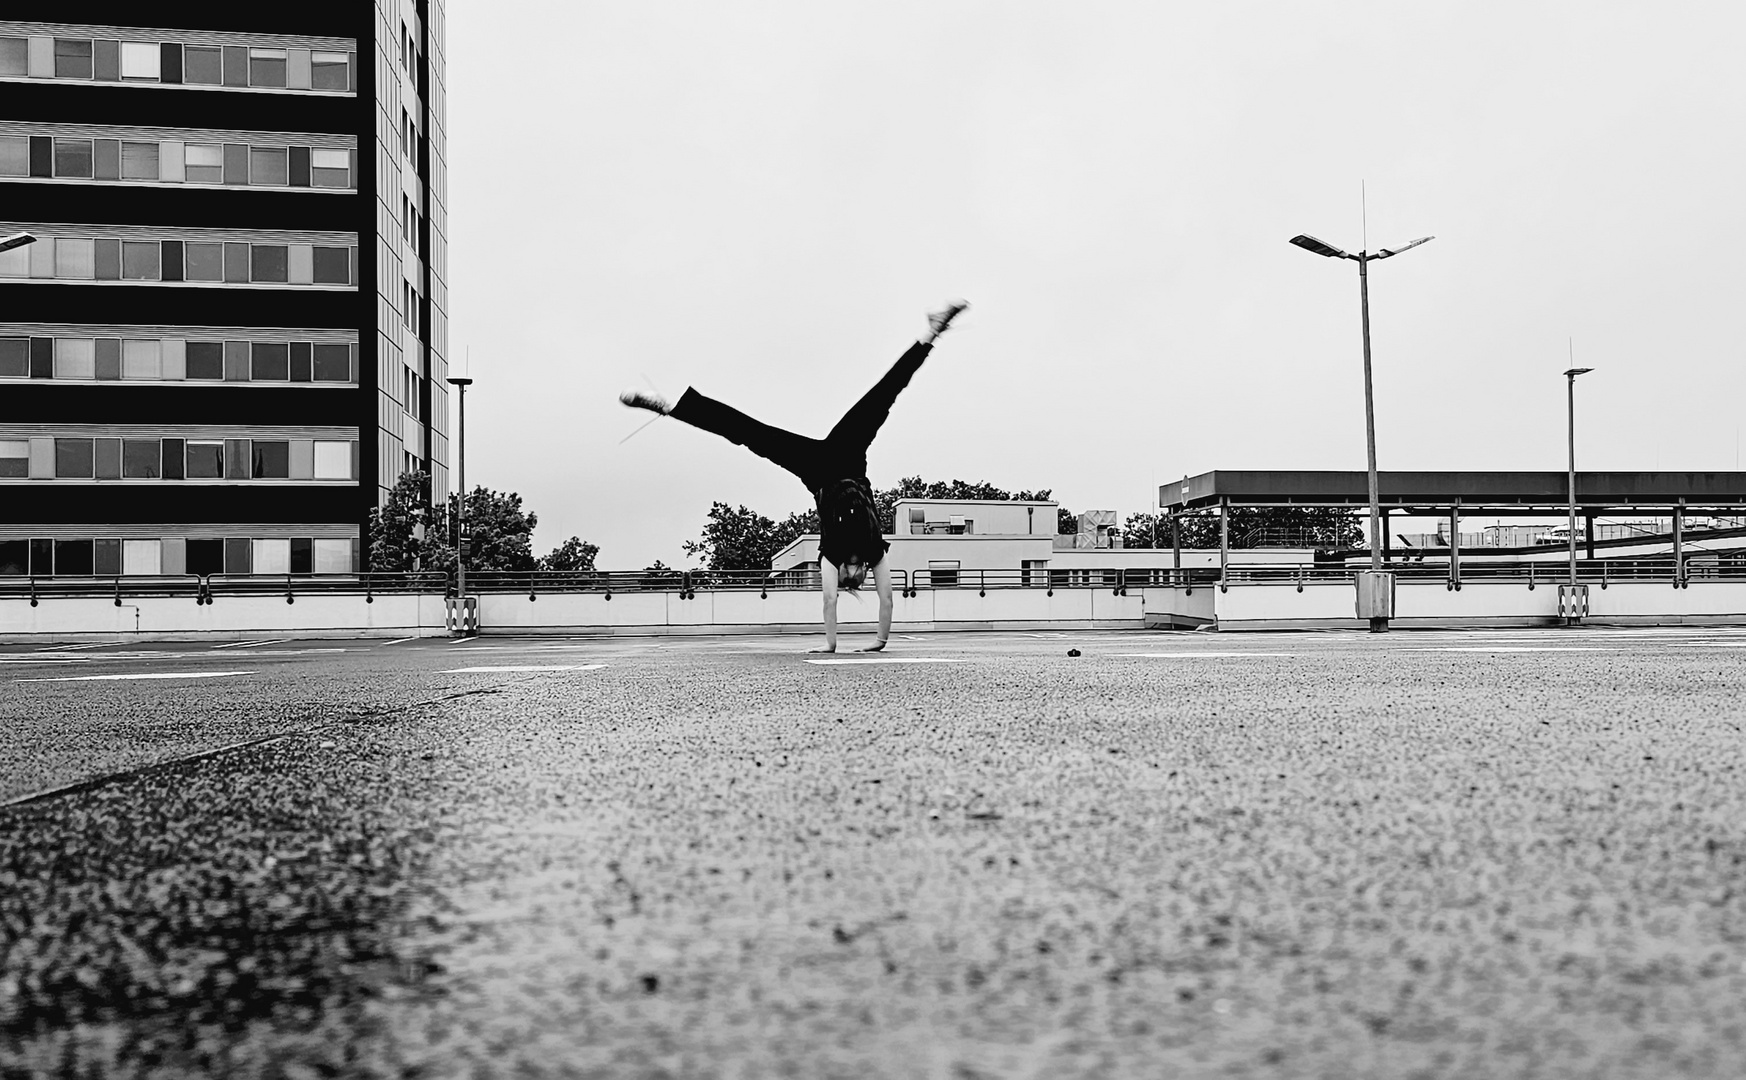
0 1 447 578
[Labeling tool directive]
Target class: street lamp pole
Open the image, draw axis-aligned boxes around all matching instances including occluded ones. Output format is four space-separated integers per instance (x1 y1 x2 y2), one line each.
447 376 473 601
1564 366 1593 589
1289 231 1433 632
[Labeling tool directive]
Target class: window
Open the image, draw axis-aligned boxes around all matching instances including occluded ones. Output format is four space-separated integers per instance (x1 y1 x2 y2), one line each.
120 141 159 180
927 560 961 588
0 137 25 177
250 342 289 380
54 39 93 80
251 245 288 282
55 439 95 478
252 539 290 575
249 48 286 88
184 45 221 84
312 246 350 284
313 441 351 479
121 241 160 281
94 539 121 576
184 242 222 281
312 538 351 573
96 439 121 479
0 37 27 77
0 243 26 278
185 538 222 576
186 341 223 379
122 438 160 478
0 440 27 478
55 240 95 279
55 338 95 379
54 139 94 179
310 148 349 188
252 441 290 478
311 51 348 90
120 42 161 80
122 539 161 576
122 339 162 379
186 441 224 479
0 539 26 575
55 540 95 576
312 343 351 382
0 338 25 378
185 143 223 183
249 146 288 185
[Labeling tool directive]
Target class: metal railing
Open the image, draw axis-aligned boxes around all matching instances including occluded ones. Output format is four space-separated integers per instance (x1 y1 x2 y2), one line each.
0 571 447 606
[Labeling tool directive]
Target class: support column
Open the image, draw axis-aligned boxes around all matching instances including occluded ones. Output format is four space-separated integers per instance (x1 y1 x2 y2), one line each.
1585 513 1595 560
1449 503 1461 589
1171 513 1181 584
1673 501 1685 587
1218 499 1229 581
1381 507 1391 564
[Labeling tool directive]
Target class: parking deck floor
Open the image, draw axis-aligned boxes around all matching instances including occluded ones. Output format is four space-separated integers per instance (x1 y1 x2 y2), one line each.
3 627 1745 1078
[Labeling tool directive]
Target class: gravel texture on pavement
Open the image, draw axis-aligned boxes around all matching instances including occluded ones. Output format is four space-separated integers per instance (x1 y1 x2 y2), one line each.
3 630 1745 1078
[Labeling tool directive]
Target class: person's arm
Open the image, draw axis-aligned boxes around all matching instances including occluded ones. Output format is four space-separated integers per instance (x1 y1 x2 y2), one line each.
859 558 893 652
810 557 839 653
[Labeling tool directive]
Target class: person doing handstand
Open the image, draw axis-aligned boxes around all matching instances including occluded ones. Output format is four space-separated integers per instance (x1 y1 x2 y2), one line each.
620 301 969 653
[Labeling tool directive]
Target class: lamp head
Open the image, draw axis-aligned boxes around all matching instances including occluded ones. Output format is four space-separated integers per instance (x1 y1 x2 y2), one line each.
1289 234 1350 259
447 376 473 387
1374 236 1435 259
0 232 37 254
1563 367 1594 378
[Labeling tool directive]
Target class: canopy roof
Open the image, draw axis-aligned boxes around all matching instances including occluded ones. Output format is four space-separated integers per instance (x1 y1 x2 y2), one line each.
1159 471 1746 516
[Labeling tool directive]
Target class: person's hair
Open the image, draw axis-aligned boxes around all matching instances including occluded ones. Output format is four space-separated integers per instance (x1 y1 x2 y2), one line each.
838 560 867 593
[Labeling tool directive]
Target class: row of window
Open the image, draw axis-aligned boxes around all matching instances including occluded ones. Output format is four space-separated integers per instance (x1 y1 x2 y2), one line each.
0 337 357 384
0 36 353 93
1 536 356 577
0 237 356 287
0 136 353 189
0 437 356 481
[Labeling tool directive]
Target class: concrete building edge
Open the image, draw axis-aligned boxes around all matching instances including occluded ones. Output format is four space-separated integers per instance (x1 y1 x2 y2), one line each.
0 626 448 644
1200 614 1746 631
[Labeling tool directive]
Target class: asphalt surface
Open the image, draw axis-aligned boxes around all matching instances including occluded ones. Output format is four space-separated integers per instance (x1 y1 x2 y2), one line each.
3 627 1746 1078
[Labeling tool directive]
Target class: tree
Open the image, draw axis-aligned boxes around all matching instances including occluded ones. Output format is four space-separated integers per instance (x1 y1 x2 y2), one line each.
682 502 818 572
539 536 600 572
1147 506 1362 549
685 478 1056 571
366 470 434 572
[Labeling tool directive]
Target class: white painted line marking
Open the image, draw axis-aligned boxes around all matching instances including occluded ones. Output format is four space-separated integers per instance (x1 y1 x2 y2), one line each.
1116 652 1294 659
1404 647 1615 653
0 657 91 665
439 664 608 674
19 671 255 683
214 638 289 650
448 637 486 646
1672 642 1746 648
35 642 114 652
378 636 417 646
806 657 966 665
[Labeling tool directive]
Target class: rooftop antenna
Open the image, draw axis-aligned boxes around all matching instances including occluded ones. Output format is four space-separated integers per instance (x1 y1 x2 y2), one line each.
1360 180 1367 252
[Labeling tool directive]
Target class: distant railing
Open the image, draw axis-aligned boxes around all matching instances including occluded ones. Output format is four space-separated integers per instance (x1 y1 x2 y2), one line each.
0 571 447 606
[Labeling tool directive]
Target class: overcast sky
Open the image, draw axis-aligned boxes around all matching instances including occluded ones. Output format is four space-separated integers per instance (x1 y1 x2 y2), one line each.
445 1 1746 567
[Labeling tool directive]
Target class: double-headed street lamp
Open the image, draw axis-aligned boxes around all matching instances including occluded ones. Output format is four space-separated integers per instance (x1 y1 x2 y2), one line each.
1289 230 1434 632
1564 366 1593 593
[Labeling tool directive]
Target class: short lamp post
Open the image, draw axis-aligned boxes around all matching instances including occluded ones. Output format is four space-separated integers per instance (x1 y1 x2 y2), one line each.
1564 367 1593 612
0 232 37 254
447 376 473 603
1289 230 1434 632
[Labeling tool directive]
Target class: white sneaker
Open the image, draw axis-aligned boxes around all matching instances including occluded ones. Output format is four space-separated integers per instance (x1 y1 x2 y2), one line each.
618 388 670 414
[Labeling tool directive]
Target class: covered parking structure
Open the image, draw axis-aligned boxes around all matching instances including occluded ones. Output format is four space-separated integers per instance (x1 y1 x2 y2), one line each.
1158 470 1746 587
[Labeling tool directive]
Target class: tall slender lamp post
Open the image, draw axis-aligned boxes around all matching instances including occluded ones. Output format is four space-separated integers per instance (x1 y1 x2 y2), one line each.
447 376 473 602
1564 367 1593 596
1289 230 1434 631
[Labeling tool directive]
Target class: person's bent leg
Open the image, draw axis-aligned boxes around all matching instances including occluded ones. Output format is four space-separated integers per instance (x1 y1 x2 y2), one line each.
667 388 823 484
809 557 840 653
857 557 894 652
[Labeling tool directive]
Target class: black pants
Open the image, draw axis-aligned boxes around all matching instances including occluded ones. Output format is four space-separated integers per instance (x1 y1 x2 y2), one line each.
668 340 932 493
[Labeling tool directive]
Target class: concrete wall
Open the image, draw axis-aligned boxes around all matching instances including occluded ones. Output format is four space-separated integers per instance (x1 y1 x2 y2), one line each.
0 593 447 640
1146 576 1746 630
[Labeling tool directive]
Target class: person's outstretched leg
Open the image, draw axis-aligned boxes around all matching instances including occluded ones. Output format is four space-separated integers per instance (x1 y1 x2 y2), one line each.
622 387 822 485
824 301 968 452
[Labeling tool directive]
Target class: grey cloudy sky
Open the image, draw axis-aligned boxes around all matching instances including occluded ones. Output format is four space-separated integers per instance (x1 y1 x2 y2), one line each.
445 1 1745 567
